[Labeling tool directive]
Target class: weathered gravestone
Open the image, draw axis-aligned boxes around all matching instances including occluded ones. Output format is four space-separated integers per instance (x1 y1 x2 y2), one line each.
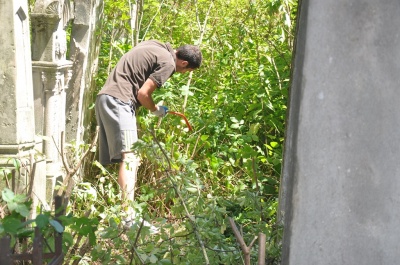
66 0 103 144
31 0 73 198
1 0 101 209
0 0 47 214
279 0 400 264
0 0 35 158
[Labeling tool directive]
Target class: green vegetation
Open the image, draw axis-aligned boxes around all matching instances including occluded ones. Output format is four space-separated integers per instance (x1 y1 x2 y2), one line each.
1 0 297 264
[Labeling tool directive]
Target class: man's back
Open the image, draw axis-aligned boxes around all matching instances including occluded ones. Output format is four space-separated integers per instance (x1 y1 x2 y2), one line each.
99 40 176 106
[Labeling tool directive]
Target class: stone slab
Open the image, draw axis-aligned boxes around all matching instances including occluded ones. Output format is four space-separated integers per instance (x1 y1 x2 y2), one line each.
279 0 400 264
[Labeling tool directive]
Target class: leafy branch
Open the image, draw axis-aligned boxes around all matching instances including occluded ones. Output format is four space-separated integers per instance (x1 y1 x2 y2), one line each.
148 128 211 265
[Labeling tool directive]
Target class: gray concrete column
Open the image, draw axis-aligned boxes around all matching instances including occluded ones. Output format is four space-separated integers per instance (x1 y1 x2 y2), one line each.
279 0 400 264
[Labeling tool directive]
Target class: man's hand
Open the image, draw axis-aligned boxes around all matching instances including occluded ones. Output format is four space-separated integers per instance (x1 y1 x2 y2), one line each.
152 105 169 117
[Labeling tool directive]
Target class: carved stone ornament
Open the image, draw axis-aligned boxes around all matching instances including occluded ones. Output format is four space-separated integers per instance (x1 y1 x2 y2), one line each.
34 0 72 28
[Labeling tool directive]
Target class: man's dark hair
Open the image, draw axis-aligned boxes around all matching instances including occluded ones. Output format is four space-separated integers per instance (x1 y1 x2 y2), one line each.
176 45 202 69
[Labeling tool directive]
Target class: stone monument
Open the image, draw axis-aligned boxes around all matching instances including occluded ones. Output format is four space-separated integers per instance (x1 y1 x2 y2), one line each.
31 0 73 197
66 0 103 144
0 0 102 210
0 0 47 214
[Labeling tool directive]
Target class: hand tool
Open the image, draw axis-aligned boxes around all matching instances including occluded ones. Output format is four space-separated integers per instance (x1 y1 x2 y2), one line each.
168 111 193 131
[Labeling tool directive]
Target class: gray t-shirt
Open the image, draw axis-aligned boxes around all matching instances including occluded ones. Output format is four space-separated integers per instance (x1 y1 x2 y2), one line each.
99 40 176 107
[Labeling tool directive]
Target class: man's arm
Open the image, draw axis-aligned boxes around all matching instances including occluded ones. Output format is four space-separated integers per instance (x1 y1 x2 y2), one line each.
137 78 158 111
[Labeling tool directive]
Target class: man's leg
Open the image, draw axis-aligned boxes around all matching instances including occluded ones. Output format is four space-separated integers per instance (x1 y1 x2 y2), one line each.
119 152 158 232
119 152 141 202
118 153 140 219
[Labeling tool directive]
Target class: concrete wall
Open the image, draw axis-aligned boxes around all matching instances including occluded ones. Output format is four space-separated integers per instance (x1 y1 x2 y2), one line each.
279 0 400 264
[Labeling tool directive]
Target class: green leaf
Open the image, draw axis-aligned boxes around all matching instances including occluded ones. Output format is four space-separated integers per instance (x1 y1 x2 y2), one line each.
139 253 148 262
63 231 74 247
13 194 27 203
93 160 108 175
6 201 18 212
230 117 239 123
12 159 21 171
2 188 14 202
109 217 118 228
49 219 64 233
180 85 194 96
149 254 158 264
88 230 96 246
115 255 126 263
14 204 30 217
186 187 198 193
17 227 34 237
249 123 261 134
200 135 209 141
36 214 49 229
145 244 155 252
270 141 279 148
158 259 173 265
2 217 22 234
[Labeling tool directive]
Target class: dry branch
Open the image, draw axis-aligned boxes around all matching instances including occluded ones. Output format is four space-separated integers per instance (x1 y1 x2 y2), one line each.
57 127 99 198
228 217 257 265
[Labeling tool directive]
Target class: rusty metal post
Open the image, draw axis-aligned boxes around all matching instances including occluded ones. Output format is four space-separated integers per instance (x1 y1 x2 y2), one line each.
0 236 12 264
32 227 43 265
47 196 65 264
54 196 64 259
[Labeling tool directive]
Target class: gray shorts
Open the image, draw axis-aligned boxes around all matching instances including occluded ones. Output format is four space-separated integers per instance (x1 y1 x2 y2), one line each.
95 94 138 165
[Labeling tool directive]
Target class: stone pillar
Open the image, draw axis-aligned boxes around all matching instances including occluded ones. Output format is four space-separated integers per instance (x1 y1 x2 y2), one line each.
0 0 35 157
66 0 103 144
0 0 47 214
279 0 400 264
31 0 73 197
